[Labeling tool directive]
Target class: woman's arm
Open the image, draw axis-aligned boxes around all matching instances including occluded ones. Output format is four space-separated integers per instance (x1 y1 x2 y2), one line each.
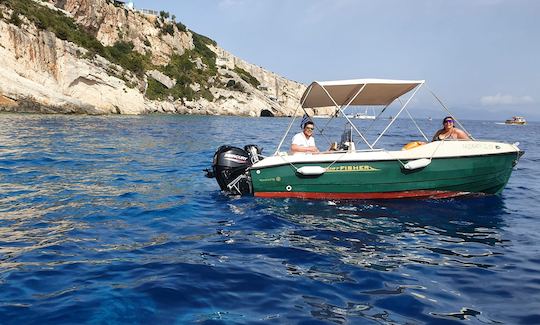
431 129 442 142
455 128 470 140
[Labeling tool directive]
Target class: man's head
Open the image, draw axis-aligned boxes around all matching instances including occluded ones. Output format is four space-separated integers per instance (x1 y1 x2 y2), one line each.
303 121 314 137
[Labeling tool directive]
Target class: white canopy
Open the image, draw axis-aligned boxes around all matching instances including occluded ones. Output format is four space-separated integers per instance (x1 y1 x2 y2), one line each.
301 79 425 108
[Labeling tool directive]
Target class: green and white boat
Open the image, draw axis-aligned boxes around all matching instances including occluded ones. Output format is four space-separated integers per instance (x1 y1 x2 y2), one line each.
206 79 523 199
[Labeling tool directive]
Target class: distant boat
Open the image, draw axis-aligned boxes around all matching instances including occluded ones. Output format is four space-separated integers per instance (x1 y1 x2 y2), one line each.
345 108 376 120
353 112 376 120
505 116 526 125
428 117 432 121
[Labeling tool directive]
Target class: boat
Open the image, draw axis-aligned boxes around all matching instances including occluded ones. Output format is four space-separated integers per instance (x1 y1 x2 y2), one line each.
206 78 524 199
505 116 526 125
345 108 376 120
312 115 332 118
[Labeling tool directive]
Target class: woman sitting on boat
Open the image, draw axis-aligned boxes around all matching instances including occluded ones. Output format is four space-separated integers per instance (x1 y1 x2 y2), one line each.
432 116 470 141
291 121 320 153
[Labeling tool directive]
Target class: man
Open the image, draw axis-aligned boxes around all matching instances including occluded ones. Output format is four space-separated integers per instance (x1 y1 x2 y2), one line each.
432 116 470 141
291 121 319 153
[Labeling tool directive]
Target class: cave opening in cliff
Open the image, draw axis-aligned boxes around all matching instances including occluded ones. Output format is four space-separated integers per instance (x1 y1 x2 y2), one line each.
260 109 274 117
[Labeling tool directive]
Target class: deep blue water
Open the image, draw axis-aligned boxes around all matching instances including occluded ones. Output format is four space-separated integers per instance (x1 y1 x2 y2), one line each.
0 113 539 324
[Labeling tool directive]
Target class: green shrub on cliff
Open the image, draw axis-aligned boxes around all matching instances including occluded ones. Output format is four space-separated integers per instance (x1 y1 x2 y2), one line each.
105 41 151 77
192 31 217 47
159 11 170 19
144 28 219 102
145 78 169 100
233 67 260 88
175 22 187 33
9 10 22 27
146 51 216 102
162 23 174 36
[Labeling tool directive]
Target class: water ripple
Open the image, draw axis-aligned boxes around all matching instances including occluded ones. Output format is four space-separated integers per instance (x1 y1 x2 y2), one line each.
0 115 539 324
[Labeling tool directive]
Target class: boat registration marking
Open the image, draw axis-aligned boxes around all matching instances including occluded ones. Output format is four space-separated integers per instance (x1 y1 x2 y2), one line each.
462 143 496 150
258 177 281 182
326 165 379 172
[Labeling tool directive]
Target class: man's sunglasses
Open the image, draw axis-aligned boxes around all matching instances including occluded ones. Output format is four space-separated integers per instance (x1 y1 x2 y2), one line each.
444 119 454 123
305 127 314 130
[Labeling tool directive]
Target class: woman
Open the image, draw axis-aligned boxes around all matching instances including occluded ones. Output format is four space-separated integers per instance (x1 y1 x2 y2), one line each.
432 116 470 141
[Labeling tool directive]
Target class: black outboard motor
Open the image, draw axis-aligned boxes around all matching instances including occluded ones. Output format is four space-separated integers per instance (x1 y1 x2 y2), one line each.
205 145 262 196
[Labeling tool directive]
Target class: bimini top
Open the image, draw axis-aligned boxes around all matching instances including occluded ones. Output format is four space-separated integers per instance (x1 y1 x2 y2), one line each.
301 78 425 108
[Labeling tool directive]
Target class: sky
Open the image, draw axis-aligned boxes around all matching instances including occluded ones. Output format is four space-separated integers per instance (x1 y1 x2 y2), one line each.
133 0 539 121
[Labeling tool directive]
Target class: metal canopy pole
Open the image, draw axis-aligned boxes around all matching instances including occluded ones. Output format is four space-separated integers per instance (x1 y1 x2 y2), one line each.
319 83 374 150
426 86 475 140
320 84 366 132
364 103 390 133
399 98 429 142
273 85 313 155
371 82 424 147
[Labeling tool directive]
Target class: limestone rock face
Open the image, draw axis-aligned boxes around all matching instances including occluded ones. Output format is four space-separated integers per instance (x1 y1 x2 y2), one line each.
148 70 176 89
211 46 306 117
0 19 145 114
0 0 332 117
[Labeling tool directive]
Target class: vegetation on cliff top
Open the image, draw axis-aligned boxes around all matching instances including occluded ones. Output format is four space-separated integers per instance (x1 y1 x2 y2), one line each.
146 14 218 101
234 66 261 88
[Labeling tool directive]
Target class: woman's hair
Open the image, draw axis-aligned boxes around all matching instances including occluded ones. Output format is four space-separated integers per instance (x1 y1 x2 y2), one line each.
442 116 453 124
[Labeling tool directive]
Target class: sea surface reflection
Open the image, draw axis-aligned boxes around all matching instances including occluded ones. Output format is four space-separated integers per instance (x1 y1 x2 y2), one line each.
259 197 506 270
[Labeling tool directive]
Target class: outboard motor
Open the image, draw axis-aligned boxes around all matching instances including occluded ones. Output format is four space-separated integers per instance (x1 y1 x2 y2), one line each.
244 144 262 165
205 145 262 196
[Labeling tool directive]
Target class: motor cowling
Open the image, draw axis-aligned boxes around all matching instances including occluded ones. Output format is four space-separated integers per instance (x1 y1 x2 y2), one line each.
205 145 262 195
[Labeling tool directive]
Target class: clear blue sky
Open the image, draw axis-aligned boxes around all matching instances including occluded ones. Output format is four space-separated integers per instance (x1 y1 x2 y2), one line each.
133 0 539 121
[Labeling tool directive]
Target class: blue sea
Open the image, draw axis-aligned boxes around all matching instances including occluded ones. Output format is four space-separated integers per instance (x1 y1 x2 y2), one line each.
0 113 538 324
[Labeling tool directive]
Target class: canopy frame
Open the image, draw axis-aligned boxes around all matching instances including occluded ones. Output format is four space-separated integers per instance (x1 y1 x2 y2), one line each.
273 78 473 155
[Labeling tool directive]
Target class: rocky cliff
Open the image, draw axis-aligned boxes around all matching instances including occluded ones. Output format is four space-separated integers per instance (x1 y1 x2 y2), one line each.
0 0 330 117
